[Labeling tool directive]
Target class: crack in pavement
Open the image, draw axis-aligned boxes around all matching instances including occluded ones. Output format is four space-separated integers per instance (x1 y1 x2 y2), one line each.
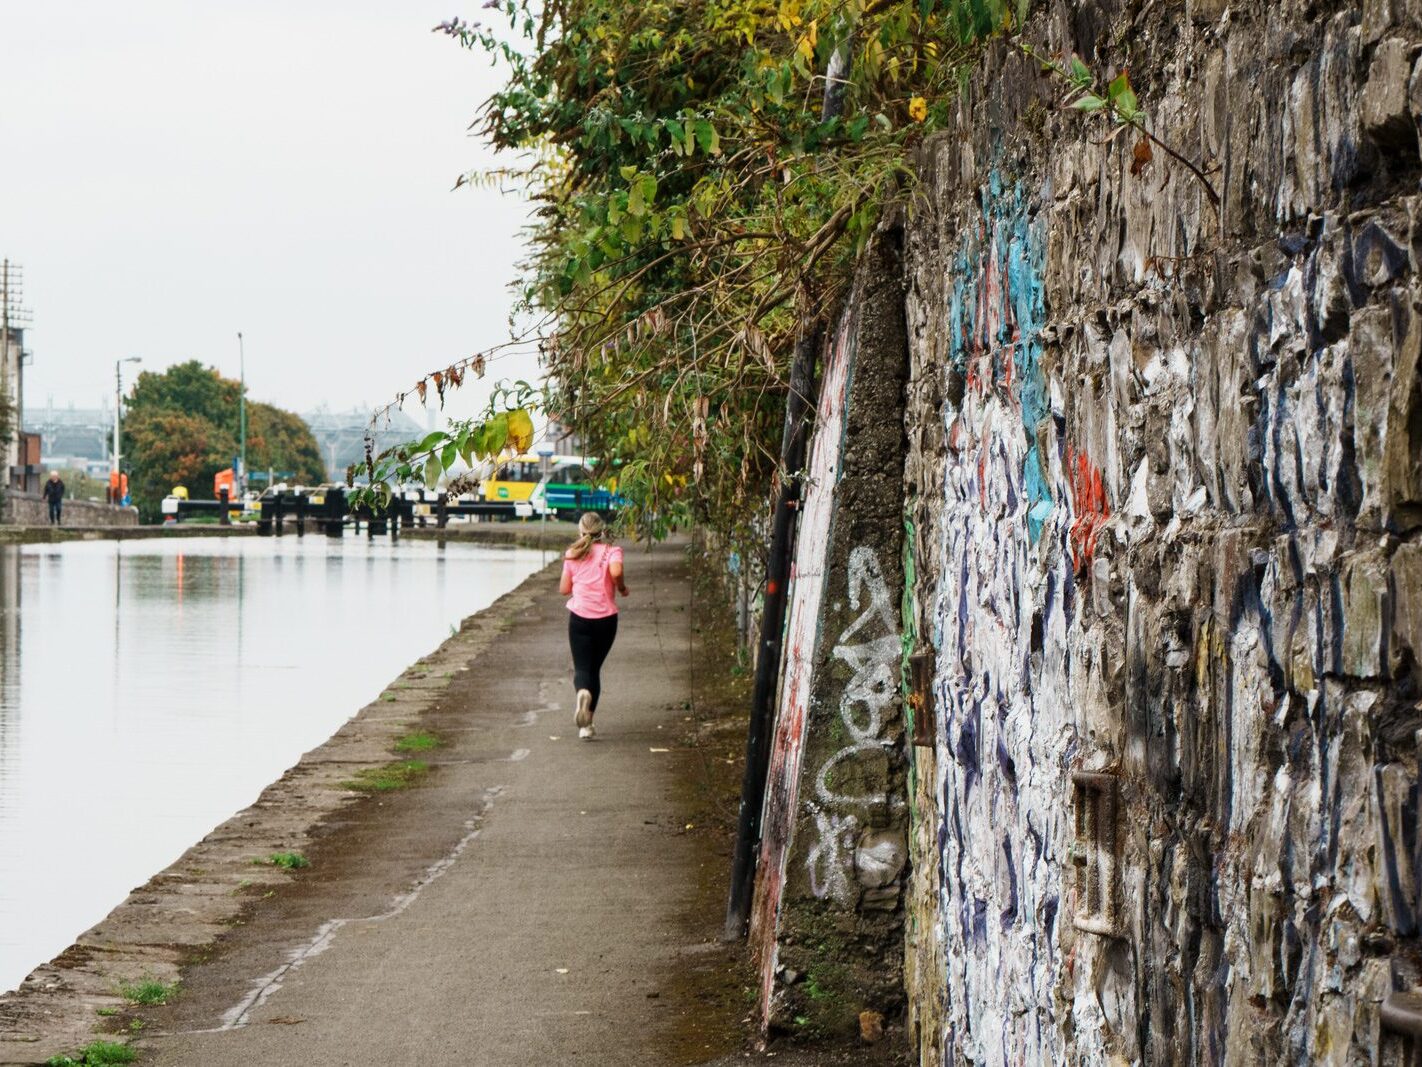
188 686 566 1038
169 783 506 1036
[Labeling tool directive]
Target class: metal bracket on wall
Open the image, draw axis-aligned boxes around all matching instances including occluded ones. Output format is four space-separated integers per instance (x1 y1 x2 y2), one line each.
908 649 935 747
1382 991 1422 1065
1071 769 1119 937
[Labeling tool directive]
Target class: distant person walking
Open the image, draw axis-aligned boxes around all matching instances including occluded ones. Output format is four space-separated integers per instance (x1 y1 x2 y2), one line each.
559 512 627 740
42 472 65 525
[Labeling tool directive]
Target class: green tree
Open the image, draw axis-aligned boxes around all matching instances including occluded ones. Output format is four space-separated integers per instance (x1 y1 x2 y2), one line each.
128 360 240 428
124 410 236 522
246 403 325 485
123 361 324 519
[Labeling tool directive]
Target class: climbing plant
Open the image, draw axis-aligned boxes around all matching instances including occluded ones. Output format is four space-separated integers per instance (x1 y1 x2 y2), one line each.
1022 45 1220 209
355 0 1026 548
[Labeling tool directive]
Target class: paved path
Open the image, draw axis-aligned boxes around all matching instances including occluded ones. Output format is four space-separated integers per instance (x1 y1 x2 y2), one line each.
144 540 740 1065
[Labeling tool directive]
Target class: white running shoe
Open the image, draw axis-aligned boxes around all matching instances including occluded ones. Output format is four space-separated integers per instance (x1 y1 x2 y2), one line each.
575 689 594 729
578 724 596 740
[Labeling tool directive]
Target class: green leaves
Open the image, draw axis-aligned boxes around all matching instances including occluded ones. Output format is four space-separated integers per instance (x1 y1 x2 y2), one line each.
425 0 1007 548
692 118 720 155
481 413 510 456
625 172 658 217
1106 70 1140 122
1050 53 1145 127
352 405 538 508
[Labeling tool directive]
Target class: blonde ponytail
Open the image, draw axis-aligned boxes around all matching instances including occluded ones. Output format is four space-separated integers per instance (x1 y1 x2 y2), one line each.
566 511 606 560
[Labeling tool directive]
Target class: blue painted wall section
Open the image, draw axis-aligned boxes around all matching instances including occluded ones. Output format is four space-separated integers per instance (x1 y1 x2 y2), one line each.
918 170 1078 1065
947 173 1053 542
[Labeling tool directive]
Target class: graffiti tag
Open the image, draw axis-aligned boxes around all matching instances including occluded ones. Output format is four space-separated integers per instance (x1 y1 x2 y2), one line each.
805 546 902 902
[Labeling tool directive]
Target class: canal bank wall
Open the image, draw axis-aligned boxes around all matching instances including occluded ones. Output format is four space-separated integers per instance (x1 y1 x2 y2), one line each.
0 555 561 1065
0 495 137 528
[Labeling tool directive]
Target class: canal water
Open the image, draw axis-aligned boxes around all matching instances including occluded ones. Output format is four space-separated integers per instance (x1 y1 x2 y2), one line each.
0 536 546 994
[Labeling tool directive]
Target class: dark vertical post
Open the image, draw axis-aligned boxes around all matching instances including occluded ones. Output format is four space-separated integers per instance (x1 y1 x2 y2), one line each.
296 493 306 536
723 327 820 939
326 487 345 537
437 492 448 529
219 488 230 526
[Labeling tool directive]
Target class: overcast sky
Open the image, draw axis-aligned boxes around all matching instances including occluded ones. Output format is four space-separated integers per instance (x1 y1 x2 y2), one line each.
0 2 538 427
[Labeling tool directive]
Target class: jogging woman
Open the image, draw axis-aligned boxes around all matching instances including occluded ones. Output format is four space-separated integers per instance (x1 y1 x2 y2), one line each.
559 512 628 739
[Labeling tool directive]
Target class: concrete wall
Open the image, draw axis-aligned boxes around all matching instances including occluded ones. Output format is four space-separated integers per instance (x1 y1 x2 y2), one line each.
1 492 138 527
898 0 1422 1063
749 230 912 1037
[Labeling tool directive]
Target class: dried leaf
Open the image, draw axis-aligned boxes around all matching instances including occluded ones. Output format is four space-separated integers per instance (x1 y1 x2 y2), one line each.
1130 137 1154 177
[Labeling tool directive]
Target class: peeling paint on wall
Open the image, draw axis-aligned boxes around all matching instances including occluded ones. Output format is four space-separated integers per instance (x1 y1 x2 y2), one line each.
948 174 1053 545
750 312 853 1006
921 171 1075 1065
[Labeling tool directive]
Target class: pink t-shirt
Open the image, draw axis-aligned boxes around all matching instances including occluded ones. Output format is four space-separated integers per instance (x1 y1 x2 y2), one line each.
563 542 623 618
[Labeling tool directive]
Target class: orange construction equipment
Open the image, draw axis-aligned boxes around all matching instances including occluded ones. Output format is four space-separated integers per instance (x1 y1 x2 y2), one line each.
214 468 236 500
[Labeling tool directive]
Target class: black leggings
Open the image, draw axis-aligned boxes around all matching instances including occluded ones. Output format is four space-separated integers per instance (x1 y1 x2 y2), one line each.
568 611 618 712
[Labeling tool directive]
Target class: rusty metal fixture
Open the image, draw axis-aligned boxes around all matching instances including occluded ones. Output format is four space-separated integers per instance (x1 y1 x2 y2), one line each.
908 648 935 747
1071 769 1119 938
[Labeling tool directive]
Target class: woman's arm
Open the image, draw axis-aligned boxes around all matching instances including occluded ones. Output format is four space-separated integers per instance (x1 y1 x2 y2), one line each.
609 561 629 596
559 566 573 595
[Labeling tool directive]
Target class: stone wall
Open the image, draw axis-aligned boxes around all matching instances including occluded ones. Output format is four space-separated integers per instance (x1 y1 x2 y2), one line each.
898 0 1422 1063
1 492 138 527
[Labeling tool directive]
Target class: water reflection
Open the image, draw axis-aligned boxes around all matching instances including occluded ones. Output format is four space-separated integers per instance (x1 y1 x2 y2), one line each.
0 537 542 993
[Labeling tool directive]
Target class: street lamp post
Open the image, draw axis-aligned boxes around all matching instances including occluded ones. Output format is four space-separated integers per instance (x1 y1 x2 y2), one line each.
114 356 141 503
537 447 553 564
236 332 247 498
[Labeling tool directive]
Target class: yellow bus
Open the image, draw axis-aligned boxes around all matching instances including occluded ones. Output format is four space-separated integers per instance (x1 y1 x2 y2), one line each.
479 453 589 504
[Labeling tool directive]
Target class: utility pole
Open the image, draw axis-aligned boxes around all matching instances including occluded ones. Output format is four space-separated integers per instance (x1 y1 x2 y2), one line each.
237 332 247 498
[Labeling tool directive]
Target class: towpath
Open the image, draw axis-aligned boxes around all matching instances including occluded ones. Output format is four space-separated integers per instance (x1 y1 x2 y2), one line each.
140 539 747 1065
